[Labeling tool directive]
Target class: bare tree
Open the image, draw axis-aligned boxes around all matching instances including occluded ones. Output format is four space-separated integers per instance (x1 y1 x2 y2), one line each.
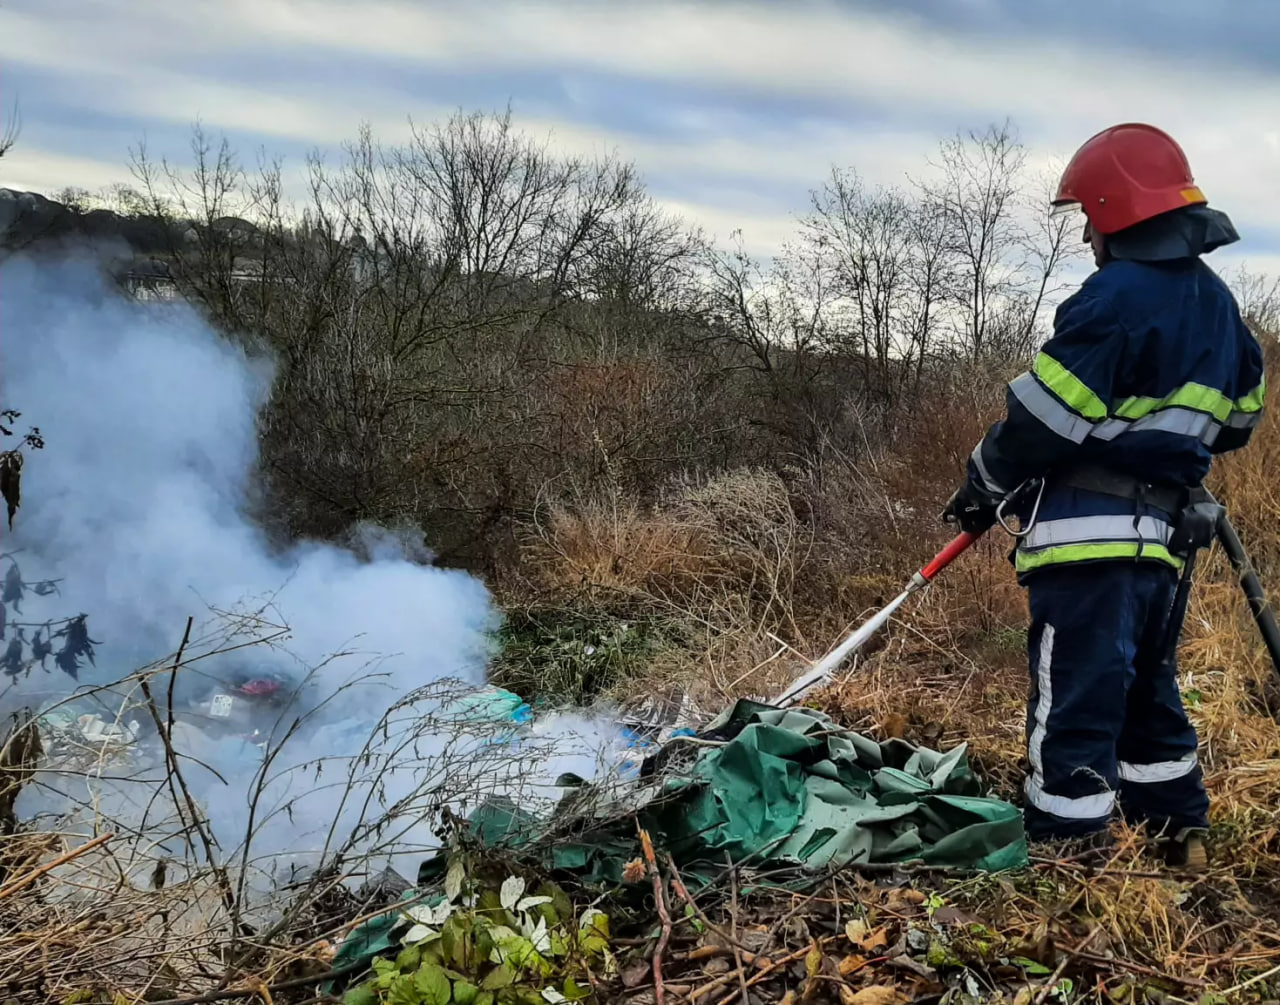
0 102 18 161
130 125 267 334
1228 265 1280 340
801 168 959 403
914 122 1084 364
128 112 731 568
901 192 956 390
702 231 878 465
918 121 1028 359
803 169 913 395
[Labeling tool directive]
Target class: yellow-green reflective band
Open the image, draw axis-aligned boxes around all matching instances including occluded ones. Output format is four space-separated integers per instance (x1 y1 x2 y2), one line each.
1113 383 1234 422
1032 353 1108 420
1237 378 1266 414
1015 542 1183 574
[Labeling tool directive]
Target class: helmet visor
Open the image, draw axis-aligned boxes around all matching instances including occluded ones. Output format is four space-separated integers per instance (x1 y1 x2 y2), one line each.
1050 200 1091 243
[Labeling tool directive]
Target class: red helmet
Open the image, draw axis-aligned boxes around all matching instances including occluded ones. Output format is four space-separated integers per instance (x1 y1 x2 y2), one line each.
1053 123 1208 235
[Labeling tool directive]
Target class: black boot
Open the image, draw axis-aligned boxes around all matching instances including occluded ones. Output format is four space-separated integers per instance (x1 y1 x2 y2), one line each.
1161 828 1208 872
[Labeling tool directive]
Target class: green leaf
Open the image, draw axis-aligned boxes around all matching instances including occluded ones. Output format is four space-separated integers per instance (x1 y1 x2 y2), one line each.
482 964 518 991
454 980 480 1005
578 910 609 939
496 933 539 970
442 920 461 970
415 963 452 1005
388 973 422 1005
547 884 572 926
548 930 568 959
562 978 589 1001
374 956 403 990
577 910 610 958
446 858 467 903
1011 956 1053 976
397 945 424 971
475 993 495 1005
474 923 497 961
342 985 380 1005
682 904 705 934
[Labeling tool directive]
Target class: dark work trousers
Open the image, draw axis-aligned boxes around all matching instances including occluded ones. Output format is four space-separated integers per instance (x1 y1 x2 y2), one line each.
1021 562 1210 841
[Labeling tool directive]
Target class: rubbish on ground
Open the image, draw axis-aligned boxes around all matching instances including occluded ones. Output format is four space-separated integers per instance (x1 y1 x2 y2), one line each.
333 697 1026 979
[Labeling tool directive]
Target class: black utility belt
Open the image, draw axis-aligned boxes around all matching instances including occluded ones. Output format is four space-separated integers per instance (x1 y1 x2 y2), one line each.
1053 464 1217 558
1054 464 1191 515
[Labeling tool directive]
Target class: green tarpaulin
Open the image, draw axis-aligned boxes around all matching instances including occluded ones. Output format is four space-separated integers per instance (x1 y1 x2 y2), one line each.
646 700 1026 874
332 699 1027 982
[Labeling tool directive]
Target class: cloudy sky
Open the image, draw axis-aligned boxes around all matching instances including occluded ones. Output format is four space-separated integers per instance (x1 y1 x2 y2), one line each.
3 0 1279 272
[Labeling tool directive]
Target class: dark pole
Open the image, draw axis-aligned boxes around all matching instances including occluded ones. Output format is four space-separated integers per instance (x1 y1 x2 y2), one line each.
1157 548 1200 674
1214 507 1280 678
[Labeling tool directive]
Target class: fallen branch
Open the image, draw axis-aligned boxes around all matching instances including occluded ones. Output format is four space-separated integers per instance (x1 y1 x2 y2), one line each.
1033 929 1100 1005
1072 949 1209 987
138 960 369 1005
639 824 671 1005
1224 961 1280 997
727 856 752 1005
711 937 841 1005
0 831 114 900
667 858 755 955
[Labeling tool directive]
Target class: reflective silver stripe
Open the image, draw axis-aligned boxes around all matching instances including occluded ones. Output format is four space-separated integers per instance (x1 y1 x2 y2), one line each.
1010 373 1094 444
1027 624 1054 793
1025 776 1116 820
1118 752 1198 784
1025 624 1115 820
1022 515 1173 551
1227 409 1263 430
1091 417 1128 441
970 439 1007 495
1090 407 1222 444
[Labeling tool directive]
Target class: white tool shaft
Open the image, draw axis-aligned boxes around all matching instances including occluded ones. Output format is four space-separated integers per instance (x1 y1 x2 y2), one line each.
775 584 914 706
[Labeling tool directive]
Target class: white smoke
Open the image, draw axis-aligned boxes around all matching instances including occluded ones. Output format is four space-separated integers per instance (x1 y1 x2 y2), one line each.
0 253 627 897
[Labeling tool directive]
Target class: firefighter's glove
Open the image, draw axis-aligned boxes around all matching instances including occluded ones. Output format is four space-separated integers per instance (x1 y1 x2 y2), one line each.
941 481 999 535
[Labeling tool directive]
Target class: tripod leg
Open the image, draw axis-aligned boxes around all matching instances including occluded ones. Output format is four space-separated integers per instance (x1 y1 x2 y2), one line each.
1215 513 1280 678
1157 551 1197 674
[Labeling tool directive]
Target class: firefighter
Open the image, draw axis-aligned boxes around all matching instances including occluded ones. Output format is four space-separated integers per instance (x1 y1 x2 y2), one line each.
943 123 1267 868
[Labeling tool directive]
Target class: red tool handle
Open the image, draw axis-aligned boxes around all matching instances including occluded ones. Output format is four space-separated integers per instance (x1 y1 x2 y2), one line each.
918 531 981 582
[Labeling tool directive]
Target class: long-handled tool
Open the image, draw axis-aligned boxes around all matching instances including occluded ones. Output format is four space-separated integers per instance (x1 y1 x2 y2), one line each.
1214 503 1280 677
774 477 1045 708
775 530 981 707
775 478 1280 709
1154 487 1280 679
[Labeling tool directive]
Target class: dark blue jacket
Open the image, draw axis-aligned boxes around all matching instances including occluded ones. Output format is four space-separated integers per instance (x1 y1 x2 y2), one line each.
968 243 1265 577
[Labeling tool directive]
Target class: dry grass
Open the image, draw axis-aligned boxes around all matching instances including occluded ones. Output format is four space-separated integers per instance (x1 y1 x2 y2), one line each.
493 351 1280 994
6 353 1280 998
0 827 350 1002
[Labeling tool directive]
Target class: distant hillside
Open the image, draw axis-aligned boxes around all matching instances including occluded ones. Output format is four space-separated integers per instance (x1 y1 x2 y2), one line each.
0 187 272 292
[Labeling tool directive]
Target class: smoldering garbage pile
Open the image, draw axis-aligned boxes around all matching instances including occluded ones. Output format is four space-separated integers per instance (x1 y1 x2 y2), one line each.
0 253 654 909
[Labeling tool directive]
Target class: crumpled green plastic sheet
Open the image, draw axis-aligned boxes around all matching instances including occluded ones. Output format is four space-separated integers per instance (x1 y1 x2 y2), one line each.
648 700 1028 875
